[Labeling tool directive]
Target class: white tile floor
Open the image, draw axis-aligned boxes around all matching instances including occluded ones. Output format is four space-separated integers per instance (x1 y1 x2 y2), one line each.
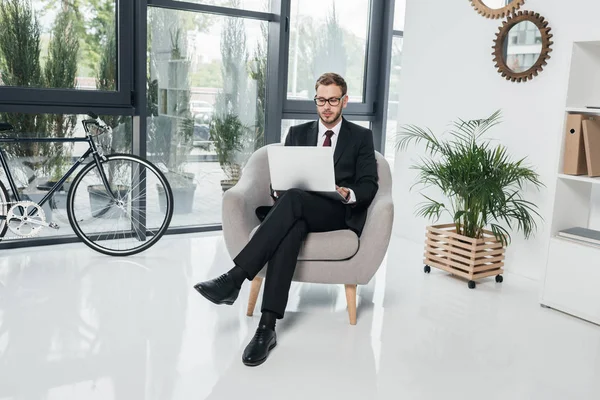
0 232 599 400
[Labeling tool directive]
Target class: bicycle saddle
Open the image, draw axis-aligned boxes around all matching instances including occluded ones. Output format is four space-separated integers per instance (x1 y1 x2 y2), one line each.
0 122 14 131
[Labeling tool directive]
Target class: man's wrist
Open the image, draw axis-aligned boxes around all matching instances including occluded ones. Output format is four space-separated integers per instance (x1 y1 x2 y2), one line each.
345 188 357 204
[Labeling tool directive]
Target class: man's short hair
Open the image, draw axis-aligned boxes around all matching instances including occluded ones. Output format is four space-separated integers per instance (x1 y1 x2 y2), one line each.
315 73 347 96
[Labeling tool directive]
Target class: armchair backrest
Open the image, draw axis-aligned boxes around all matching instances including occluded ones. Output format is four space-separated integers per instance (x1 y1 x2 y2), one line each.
373 150 392 198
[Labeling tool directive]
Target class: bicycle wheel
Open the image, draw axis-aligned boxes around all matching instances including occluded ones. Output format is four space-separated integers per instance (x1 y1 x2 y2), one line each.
66 154 174 256
0 181 9 240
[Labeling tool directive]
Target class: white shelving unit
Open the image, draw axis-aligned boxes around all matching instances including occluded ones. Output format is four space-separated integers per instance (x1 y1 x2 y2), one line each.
557 173 600 184
541 41 600 326
565 106 600 114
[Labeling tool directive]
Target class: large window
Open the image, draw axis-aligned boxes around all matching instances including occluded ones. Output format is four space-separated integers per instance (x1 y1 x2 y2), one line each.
287 0 370 102
147 7 267 227
0 0 134 247
0 0 396 246
0 1 117 91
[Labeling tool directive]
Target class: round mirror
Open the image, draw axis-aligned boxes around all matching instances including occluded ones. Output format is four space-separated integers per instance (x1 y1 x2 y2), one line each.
482 0 516 8
492 11 553 82
470 0 524 19
504 21 542 73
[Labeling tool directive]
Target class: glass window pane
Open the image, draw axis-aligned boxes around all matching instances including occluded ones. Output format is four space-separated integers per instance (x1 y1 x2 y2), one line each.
148 8 267 228
0 1 117 91
287 0 370 102
281 119 370 143
385 36 404 169
393 0 406 31
174 0 270 12
0 112 131 241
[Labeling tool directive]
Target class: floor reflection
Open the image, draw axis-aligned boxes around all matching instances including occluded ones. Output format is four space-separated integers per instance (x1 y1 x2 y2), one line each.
1 233 600 400
0 240 192 400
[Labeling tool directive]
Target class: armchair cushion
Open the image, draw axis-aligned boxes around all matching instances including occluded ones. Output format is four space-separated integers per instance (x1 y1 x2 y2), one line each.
249 227 359 261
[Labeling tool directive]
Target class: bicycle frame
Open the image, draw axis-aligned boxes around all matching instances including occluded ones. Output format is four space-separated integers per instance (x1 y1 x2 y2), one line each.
0 120 114 207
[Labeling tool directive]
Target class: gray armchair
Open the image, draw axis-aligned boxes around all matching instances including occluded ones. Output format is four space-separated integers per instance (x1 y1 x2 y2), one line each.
222 143 394 325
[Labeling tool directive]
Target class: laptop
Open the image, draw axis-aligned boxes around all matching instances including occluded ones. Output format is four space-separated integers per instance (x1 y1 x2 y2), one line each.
267 146 345 201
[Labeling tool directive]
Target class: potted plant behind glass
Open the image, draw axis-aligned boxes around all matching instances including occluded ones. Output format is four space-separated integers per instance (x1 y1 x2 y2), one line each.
396 110 544 289
209 111 248 192
208 4 258 192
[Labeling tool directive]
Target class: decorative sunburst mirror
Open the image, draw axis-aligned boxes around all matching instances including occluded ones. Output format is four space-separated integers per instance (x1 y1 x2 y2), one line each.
492 11 553 83
470 0 525 19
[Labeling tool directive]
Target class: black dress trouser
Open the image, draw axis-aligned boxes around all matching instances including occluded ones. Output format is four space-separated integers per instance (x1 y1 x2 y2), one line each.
233 188 348 318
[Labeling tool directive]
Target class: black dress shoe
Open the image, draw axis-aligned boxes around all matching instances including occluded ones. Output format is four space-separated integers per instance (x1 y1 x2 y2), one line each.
242 325 277 367
193 273 240 305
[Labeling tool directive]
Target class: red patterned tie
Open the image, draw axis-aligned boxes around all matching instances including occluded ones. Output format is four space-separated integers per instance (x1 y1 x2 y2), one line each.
323 130 334 147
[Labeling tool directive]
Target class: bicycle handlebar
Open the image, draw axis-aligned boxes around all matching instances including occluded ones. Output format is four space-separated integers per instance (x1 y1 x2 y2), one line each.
84 112 111 136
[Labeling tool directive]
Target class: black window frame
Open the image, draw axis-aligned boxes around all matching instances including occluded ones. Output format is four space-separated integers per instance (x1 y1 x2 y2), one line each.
280 0 386 118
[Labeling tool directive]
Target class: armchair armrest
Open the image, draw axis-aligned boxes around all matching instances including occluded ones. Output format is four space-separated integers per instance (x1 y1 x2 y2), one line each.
222 147 272 259
353 191 394 284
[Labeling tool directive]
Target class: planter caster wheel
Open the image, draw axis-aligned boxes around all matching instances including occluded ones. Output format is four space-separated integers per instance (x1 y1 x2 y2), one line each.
468 280 476 289
424 265 431 273
495 275 504 283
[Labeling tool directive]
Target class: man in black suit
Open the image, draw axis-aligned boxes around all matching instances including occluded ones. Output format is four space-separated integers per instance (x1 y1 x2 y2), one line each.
193 73 379 366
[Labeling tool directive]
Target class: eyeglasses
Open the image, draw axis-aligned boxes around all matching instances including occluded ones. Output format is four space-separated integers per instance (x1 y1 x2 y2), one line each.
313 95 346 106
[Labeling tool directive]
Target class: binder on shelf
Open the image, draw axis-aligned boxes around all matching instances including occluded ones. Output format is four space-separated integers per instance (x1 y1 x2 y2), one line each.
583 119 600 177
563 113 591 175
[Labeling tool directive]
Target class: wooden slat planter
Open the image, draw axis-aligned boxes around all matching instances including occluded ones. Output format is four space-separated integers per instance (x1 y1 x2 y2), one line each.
423 224 505 289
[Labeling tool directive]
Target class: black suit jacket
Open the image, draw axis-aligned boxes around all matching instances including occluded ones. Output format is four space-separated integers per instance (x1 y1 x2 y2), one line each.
260 118 379 236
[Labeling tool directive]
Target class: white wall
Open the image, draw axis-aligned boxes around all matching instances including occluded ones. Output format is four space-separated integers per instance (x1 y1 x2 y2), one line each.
393 0 600 280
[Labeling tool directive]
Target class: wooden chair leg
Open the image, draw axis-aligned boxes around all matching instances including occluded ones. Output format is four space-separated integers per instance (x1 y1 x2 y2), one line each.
247 277 263 316
345 284 357 325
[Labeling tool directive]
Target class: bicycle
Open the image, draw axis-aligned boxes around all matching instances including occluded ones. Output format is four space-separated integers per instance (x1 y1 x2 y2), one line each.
0 113 174 256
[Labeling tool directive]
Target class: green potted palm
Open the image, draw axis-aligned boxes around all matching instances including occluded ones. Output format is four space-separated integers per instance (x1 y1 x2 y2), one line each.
209 112 248 192
396 110 544 288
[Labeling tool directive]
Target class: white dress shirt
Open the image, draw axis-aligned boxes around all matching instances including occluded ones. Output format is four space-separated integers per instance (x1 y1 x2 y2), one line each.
317 119 357 204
